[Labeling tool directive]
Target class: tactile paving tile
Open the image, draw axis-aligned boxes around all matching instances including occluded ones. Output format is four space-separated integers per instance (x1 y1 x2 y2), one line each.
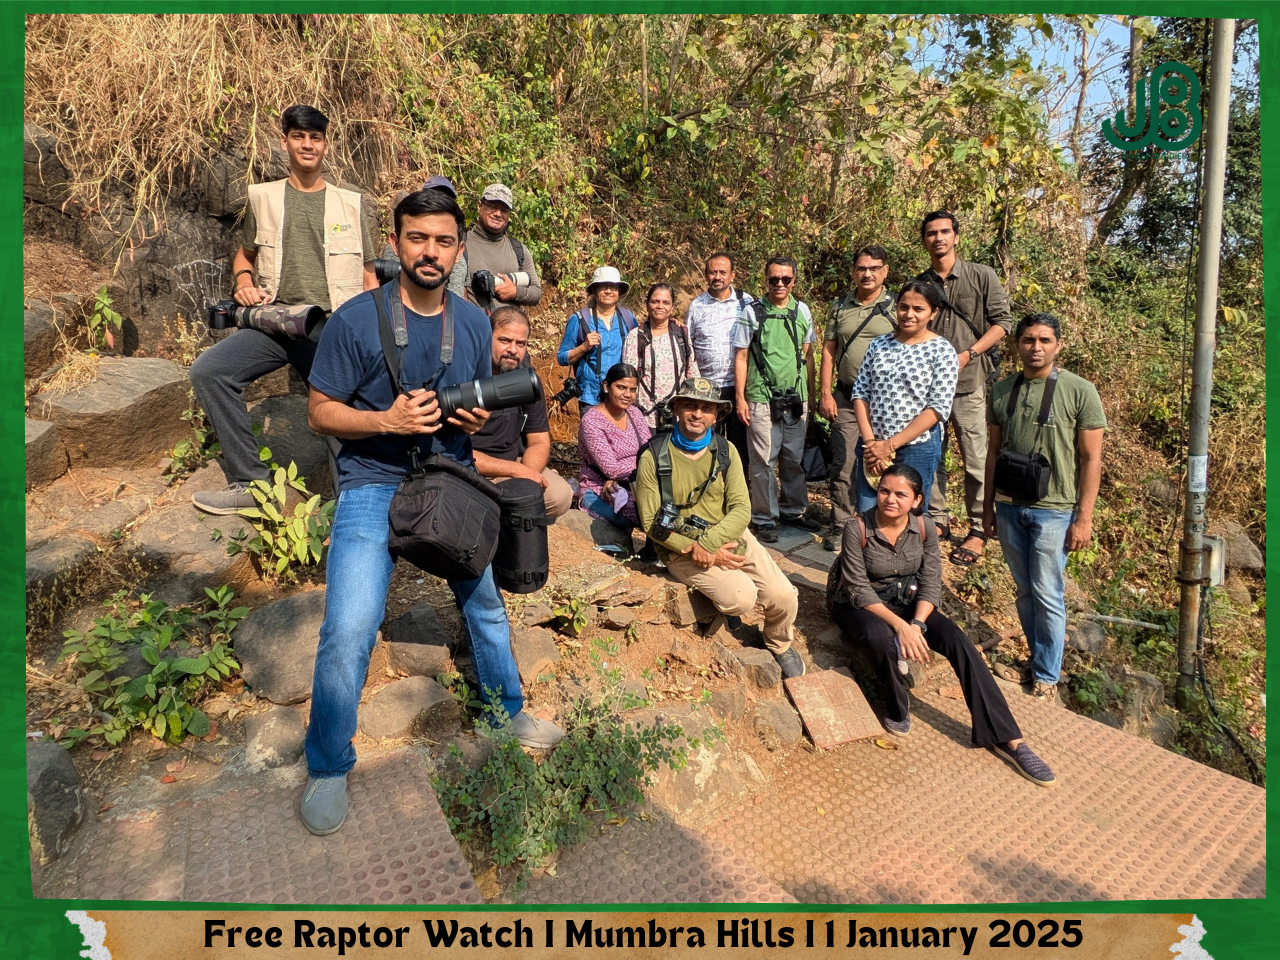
786 668 884 748
705 682 1266 903
519 815 795 904
36 746 481 905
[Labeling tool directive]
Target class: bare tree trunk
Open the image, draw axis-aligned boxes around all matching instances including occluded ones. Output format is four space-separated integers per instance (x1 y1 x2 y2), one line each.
1129 20 1144 118
640 17 649 122
1069 25 1092 163
664 15 693 116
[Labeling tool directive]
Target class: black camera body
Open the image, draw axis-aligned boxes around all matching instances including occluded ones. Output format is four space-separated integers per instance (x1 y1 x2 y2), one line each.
433 366 541 422
471 270 497 304
549 376 580 410
653 400 675 432
652 502 710 540
769 388 805 424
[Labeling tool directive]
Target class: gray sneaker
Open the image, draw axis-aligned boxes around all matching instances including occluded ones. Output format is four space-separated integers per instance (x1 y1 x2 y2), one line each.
510 711 566 750
192 483 255 516
300 775 348 835
775 647 807 679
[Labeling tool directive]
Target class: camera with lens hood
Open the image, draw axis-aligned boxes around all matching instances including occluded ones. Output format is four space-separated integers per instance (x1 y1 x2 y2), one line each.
431 366 542 422
206 300 328 342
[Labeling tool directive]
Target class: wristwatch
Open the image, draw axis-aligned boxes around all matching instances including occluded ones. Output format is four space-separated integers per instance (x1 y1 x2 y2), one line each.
910 618 928 633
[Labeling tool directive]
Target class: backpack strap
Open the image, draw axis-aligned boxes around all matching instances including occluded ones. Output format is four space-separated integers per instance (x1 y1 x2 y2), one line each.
1005 367 1060 424
508 235 526 267
834 294 894 375
648 431 728 511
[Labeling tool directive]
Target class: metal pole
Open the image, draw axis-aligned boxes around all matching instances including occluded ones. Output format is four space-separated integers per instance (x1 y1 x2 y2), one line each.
1176 19 1235 709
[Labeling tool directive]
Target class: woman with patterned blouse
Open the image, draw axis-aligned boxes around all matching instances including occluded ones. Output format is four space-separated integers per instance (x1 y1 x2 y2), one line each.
849 279 959 515
576 362 652 529
622 283 700 429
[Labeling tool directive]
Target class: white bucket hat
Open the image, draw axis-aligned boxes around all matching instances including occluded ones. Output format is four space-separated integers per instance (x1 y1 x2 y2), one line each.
586 265 630 297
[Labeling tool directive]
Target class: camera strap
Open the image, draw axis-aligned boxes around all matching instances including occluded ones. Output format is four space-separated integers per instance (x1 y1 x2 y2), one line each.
833 294 894 373
749 301 805 398
637 322 690 411
1005 366 1059 455
374 281 455 471
650 432 731 510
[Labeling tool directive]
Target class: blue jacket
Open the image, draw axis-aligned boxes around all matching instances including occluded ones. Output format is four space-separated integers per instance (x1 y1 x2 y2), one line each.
556 307 637 404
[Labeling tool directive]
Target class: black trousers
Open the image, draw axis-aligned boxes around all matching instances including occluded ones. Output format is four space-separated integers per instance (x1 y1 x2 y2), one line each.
189 327 341 487
717 385 751 472
832 602 1022 747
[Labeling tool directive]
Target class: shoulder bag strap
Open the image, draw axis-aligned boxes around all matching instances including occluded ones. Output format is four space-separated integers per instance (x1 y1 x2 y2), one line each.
748 301 780 394
374 282 405 396
834 296 891 373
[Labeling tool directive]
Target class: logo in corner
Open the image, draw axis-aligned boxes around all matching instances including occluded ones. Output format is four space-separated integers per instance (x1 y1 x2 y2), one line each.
1103 61 1202 152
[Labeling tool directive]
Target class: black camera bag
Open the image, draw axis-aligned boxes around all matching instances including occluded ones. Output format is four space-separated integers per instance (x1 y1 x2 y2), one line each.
993 368 1059 502
375 283 504 580
493 477 552 594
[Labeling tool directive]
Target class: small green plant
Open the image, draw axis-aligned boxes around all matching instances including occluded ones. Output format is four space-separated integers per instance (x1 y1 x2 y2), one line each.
227 463 335 582
1069 667 1121 712
437 670 484 713
166 389 220 479
87 285 123 351
434 653 697 882
552 595 591 637
60 587 246 746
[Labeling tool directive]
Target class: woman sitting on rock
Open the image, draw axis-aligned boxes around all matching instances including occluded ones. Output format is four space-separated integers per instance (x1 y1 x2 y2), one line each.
830 462 1056 787
576 362 652 533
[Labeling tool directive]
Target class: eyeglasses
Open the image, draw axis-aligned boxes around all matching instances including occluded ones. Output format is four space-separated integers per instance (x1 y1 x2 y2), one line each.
855 264 886 274
767 276 795 286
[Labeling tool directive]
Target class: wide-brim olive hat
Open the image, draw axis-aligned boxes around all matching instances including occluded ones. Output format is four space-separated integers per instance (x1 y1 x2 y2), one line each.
585 265 631 297
669 376 731 409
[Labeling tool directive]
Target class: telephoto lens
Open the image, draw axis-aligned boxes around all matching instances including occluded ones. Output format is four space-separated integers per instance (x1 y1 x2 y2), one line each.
435 367 540 422
373 258 401 285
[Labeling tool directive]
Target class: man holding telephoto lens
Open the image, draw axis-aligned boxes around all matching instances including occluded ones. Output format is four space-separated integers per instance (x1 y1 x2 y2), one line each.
190 104 379 515
302 188 565 837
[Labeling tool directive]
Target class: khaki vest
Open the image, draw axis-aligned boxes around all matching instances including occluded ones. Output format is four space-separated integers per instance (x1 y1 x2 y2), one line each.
249 180 365 311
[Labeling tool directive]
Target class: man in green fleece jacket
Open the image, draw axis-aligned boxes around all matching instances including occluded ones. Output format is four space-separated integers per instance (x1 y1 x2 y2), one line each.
635 377 807 679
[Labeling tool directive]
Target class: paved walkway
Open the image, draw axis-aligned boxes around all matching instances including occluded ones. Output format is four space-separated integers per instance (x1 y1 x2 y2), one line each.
35 531 1266 905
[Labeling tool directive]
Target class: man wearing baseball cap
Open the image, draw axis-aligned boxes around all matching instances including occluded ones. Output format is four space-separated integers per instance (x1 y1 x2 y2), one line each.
456 182 543 313
634 377 807 680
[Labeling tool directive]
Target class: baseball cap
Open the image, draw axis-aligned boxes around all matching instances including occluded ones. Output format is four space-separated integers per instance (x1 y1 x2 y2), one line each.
422 175 458 197
480 183 514 208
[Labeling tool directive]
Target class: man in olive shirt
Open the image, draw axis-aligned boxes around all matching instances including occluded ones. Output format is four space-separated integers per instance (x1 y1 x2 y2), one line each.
983 314 1106 701
818 244 897 550
916 211 1013 563
191 104 378 514
635 378 806 679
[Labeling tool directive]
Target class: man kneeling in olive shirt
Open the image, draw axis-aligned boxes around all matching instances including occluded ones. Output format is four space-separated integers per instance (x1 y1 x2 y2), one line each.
634 377 807 680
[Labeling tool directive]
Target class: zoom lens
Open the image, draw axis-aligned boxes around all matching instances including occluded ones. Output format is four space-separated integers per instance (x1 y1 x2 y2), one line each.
436 367 541 421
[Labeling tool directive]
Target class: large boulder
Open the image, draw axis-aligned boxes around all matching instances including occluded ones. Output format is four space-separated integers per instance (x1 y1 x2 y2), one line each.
1209 520 1264 574
383 602 454 678
248 394 334 498
1065 619 1107 656
26 535 97 600
753 700 804 747
623 704 747 824
33 358 189 469
25 301 64 378
557 508 634 553
234 590 327 704
25 419 68 490
244 706 307 771
511 626 560 686
28 742 83 865
358 676 460 740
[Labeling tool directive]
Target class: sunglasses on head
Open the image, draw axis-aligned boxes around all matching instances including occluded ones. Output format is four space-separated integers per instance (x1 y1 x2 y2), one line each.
767 276 794 286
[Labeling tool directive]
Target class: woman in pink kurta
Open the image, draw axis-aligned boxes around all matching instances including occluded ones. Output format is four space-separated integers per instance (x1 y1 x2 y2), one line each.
577 362 651 527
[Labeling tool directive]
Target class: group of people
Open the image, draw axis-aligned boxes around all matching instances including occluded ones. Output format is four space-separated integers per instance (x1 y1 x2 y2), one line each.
191 105 1107 836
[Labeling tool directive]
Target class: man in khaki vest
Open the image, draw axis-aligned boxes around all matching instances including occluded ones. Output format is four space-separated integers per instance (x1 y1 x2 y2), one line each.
191 104 378 514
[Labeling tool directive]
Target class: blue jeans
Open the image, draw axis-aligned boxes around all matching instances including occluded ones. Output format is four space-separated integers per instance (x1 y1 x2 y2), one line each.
854 429 943 515
996 502 1073 685
579 490 635 529
305 483 524 779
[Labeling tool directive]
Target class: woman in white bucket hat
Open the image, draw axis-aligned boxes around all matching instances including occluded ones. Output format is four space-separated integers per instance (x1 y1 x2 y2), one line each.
556 266 638 411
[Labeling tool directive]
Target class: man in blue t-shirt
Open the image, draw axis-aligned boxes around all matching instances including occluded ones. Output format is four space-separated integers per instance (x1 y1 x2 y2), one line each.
302 189 565 837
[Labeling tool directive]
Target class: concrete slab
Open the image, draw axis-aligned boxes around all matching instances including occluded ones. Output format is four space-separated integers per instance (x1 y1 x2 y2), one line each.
785 667 884 748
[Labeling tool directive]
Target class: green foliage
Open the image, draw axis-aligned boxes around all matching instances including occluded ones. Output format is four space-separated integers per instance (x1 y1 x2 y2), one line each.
59 587 247 745
87 285 123 351
166 389 220 479
433 653 701 880
552 596 592 637
1069 667 1121 712
227 463 335 582
436 671 484 713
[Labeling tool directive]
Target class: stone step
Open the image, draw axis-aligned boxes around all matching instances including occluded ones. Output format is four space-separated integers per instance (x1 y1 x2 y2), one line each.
25 419 67 490
32 357 189 470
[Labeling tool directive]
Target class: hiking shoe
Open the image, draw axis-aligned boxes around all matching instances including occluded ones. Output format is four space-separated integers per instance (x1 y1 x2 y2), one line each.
775 647 807 679
300 775 349 835
883 714 912 737
1033 682 1058 703
510 711 566 750
636 543 660 564
192 483 255 516
992 741 1057 788
750 523 779 543
781 514 822 532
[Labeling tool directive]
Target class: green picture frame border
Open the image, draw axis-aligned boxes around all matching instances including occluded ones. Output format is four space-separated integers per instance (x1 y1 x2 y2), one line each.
6 4 1272 958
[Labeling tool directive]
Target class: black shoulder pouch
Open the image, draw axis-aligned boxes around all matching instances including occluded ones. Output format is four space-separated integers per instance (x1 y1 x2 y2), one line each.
993 368 1059 502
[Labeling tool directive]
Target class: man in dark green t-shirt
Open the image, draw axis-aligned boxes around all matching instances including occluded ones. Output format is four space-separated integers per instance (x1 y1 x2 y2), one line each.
190 104 377 515
983 313 1106 701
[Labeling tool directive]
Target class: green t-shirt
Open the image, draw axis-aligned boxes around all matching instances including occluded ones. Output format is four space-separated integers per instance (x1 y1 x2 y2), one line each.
823 290 896 387
987 368 1107 511
730 297 816 404
241 184 375 311
634 438 752 560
